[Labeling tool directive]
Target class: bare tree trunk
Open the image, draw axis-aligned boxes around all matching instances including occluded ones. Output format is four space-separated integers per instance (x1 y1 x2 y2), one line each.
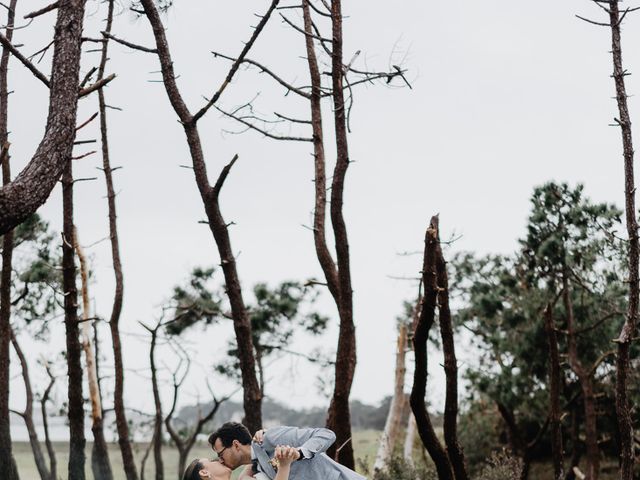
10 330 50 480
75 229 113 480
0 1 19 477
62 157 86 480
544 302 564 480
374 322 408 471
41 364 57 480
563 274 598 480
435 245 468 480
147 325 164 480
325 0 357 467
0 0 87 235
606 3 639 479
410 216 454 480
403 413 417 463
97 1 138 476
138 0 280 434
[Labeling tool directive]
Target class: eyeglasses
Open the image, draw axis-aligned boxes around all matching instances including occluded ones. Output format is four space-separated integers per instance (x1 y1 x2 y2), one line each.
213 446 228 460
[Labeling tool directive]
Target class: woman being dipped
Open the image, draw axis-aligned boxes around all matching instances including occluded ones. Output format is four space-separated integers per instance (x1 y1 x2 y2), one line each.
182 445 299 480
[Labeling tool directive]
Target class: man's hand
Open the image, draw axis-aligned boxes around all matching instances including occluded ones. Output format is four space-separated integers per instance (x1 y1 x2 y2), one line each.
253 429 266 444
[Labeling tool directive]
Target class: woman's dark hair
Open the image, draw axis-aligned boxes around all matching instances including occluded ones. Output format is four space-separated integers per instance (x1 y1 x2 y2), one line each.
208 421 252 447
182 459 204 480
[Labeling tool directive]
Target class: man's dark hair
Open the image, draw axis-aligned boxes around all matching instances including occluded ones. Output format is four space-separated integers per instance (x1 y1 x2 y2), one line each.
208 421 252 448
182 459 203 480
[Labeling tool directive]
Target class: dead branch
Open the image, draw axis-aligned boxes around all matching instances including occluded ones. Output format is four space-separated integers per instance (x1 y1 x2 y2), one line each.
101 31 157 53
0 31 49 86
212 154 239 198
211 50 311 98
79 73 116 98
192 0 282 123
75 112 99 132
24 1 58 19
216 105 313 142
28 40 53 63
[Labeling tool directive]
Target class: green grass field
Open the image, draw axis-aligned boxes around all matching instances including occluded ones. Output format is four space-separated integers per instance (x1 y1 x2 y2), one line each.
12 430 381 480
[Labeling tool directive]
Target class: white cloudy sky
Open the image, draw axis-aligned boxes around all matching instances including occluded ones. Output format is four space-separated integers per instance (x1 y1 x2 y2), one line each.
7 0 639 423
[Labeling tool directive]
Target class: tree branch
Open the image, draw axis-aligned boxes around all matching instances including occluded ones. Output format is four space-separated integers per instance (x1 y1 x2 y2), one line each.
192 0 282 123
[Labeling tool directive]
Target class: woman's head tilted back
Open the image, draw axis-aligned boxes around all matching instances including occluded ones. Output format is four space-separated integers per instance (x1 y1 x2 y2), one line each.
183 458 231 480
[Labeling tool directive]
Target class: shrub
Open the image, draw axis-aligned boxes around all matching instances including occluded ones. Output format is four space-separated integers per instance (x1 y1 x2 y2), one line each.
475 450 523 480
368 455 436 480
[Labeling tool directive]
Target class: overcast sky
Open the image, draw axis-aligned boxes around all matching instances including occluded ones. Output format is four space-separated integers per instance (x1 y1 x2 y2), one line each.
7 0 640 424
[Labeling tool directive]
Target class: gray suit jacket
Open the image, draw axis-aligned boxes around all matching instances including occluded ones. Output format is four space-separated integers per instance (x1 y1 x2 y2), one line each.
251 426 366 480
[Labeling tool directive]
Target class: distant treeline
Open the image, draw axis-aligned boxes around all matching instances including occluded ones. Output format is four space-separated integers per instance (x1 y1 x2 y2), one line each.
177 396 430 432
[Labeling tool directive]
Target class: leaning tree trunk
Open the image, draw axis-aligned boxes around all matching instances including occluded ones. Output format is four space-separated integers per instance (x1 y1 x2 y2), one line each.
606 3 639 479
0 1 19 478
410 216 454 480
0 0 87 235
325 0 357 467
435 245 469 480
10 330 50 480
374 321 408 471
75 229 113 480
62 158 85 480
544 302 564 480
138 0 281 434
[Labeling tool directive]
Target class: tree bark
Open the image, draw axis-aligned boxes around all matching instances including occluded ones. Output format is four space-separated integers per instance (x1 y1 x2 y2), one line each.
0 0 87 235
544 303 564 480
0 1 19 477
435 245 468 480
325 0 357 467
606 3 639 479
138 0 280 434
410 216 454 480
374 321 408 471
75 229 113 480
10 330 50 480
62 157 85 480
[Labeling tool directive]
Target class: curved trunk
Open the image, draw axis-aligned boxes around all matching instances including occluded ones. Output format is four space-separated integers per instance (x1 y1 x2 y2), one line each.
0 0 88 235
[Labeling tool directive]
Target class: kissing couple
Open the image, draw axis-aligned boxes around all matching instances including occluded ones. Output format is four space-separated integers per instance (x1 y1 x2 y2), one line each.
182 422 366 480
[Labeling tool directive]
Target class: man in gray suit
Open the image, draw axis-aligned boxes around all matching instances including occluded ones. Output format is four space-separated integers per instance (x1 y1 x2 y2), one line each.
208 422 366 480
